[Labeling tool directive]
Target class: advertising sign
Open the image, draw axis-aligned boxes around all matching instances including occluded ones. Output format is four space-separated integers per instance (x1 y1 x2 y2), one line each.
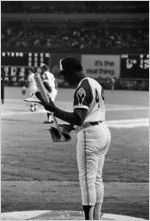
81 55 120 79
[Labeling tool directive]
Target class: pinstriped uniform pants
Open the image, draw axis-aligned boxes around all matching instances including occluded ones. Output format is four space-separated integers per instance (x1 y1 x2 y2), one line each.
76 123 111 205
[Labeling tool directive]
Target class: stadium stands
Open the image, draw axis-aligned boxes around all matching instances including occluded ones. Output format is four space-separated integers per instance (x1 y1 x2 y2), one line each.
1 1 149 90
2 23 148 49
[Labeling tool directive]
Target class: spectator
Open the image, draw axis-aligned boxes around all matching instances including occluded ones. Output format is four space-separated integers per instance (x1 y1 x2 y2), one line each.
1 24 148 50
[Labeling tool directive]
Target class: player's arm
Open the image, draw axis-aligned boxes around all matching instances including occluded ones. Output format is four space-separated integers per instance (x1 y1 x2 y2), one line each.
40 79 92 126
41 101 87 126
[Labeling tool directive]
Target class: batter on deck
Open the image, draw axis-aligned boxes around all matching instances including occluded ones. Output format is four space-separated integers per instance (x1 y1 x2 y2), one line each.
40 57 111 220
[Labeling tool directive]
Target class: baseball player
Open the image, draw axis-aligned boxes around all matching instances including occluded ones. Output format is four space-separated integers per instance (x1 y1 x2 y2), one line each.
39 57 111 220
25 64 57 123
27 67 38 112
39 63 57 123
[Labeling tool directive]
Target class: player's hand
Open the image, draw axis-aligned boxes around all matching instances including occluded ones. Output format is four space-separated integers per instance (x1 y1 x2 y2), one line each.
35 91 55 112
41 99 55 112
43 101 55 112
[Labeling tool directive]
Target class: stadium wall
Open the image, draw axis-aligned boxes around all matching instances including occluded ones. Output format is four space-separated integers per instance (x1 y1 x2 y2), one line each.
1 50 149 90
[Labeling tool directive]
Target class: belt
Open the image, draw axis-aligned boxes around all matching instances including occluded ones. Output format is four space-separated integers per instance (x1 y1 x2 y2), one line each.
88 121 102 126
75 121 103 132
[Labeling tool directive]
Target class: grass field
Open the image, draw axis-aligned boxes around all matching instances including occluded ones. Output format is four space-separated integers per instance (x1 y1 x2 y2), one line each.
1 87 149 219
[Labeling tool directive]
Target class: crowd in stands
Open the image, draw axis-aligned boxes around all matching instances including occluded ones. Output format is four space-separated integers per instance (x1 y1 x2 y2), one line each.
2 1 148 14
2 23 148 49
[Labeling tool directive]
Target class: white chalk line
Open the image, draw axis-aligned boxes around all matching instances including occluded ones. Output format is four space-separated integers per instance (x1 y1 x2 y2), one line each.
106 118 149 128
108 107 149 111
1 109 47 117
1 104 149 117
1 109 149 128
107 122 149 128
1 100 149 128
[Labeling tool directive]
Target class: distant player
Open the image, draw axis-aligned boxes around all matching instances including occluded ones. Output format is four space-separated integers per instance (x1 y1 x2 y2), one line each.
27 67 38 111
110 77 115 90
40 63 57 123
39 57 111 220
25 64 57 123
23 67 38 112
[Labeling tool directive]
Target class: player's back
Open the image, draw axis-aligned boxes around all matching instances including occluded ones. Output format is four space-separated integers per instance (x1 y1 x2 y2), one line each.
74 77 105 123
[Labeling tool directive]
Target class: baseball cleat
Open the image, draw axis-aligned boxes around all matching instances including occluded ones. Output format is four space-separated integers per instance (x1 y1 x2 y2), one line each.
24 94 41 104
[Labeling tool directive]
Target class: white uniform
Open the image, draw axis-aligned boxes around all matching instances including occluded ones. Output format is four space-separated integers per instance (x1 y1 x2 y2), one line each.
28 72 37 95
41 71 57 102
27 71 38 111
74 77 111 206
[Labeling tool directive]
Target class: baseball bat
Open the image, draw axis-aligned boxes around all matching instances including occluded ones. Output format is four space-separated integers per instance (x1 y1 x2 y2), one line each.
34 73 49 103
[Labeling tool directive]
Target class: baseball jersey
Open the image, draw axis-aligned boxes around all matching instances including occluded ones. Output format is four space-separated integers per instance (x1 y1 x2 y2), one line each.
28 72 37 94
73 77 105 123
28 73 37 88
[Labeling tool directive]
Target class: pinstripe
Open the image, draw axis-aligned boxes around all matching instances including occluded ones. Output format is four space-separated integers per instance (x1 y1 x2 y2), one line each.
83 129 89 205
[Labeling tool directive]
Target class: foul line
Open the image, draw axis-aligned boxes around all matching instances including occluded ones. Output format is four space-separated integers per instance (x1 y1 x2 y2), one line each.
1 100 149 129
1 109 149 129
106 118 149 128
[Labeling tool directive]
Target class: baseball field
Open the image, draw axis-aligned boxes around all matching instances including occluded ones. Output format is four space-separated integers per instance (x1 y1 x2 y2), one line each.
1 87 149 219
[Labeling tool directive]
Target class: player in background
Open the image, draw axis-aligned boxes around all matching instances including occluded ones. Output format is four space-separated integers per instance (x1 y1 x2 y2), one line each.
110 77 115 90
23 67 38 112
25 64 57 123
40 63 58 123
27 67 38 111
39 57 111 220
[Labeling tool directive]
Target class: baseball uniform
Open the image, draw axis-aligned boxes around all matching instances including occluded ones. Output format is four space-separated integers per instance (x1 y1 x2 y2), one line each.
27 71 38 111
40 70 57 122
28 72 38 95
74 77 111 205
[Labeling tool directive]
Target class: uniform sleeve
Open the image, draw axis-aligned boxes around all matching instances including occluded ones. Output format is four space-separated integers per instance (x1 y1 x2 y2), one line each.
73 79 93 110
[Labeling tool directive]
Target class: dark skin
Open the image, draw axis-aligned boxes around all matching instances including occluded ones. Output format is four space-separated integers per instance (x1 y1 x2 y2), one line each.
39 71 88 126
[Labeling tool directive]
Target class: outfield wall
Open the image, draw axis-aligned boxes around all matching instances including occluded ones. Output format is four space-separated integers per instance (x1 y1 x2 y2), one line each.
1 51 149 87
50 53 148 79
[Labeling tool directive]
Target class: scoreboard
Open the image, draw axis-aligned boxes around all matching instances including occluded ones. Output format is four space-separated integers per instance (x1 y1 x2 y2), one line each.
121 54 149 78
1 51 50 67
1 52 149 80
